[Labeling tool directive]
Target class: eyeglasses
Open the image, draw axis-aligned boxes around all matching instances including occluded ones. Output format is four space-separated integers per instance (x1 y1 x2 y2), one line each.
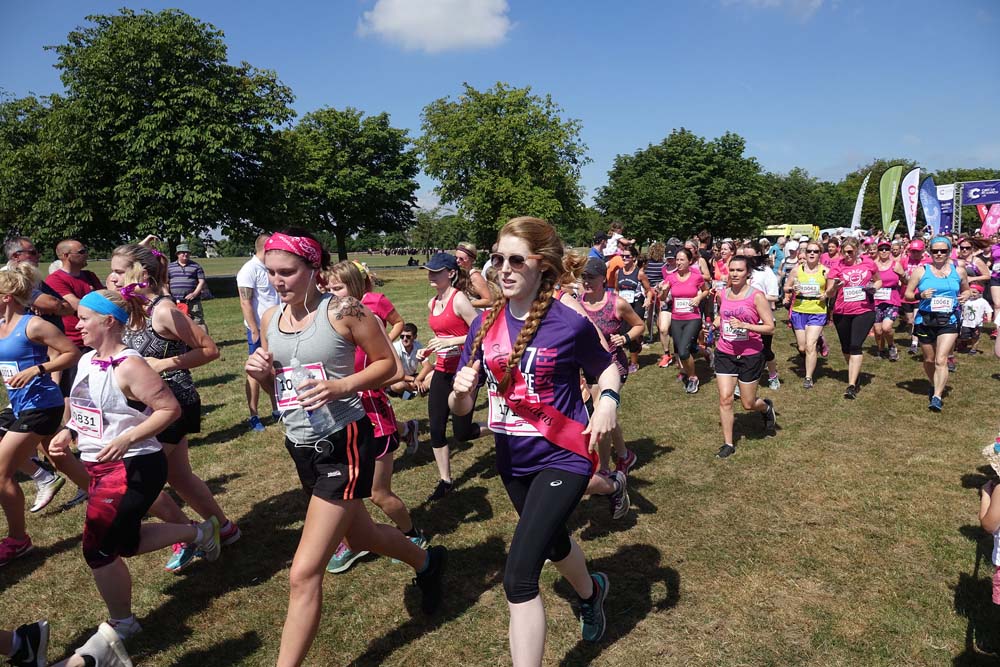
13 248 38 256
489 253 543 270
621 254 633 259
67 247 88 255
929 248 950 255
843 249 856 255
400 335 413 340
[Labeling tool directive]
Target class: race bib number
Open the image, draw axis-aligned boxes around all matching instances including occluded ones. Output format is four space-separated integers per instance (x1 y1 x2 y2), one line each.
930 296 955 313
619 289 636 304
874 287 893 302
722 322 749 341
842 287 865 303
992 262 1000 273
69 402 103 439
798 283 820 297
712 280 726 292
674 298 693 314
274 362 328 409
486 383 541 437
0 362 18 387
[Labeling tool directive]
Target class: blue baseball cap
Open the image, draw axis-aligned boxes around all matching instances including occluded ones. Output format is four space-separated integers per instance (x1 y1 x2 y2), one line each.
422 252 458 271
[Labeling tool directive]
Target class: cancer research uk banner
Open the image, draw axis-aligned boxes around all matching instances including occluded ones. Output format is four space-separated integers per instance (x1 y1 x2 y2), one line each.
901 168 920 237
919 176 941 236
937 184 956 234
961 180 1000 206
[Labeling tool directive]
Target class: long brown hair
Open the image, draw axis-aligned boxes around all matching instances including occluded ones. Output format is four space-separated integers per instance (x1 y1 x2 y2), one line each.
466 216 571 393
112 244 168 293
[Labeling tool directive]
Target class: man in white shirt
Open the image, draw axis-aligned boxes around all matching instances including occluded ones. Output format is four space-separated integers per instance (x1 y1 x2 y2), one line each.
236 233 280 431
389 323 425 398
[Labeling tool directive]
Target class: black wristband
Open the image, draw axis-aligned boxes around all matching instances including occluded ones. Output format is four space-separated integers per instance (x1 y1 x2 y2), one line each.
36 364 47 377
60 426 78 441
600 389 621 406
622 332 631 346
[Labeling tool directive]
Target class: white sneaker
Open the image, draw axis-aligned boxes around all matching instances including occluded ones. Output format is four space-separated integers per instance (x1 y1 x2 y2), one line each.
194 516 221 562
30 475 66 513
74 623 134 667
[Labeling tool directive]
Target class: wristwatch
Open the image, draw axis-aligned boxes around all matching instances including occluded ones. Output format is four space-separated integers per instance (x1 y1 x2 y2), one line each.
36 364 48 377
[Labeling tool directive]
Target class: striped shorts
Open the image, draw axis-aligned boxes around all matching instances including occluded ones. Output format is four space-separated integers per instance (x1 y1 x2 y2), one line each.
284 416 376 501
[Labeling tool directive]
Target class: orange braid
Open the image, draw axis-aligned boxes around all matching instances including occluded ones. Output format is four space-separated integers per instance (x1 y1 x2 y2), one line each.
497 281 554 394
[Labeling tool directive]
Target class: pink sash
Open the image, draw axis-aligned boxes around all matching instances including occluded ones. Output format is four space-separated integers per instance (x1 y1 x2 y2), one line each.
482 311 598 473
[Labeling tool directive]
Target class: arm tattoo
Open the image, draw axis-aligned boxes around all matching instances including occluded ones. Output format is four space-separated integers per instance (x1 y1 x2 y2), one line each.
327 295 367 320
238 287 254 301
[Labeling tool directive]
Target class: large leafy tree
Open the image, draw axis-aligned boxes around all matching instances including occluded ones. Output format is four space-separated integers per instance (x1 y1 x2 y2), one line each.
418 82 589 249
35 8 294 249
0 95 49 241
596 128 765 242
761 167 852 232
285 106 420 261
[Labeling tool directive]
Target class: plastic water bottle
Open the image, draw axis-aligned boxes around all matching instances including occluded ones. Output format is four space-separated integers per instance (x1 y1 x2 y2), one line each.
289 358 336 435
993 438 1000 455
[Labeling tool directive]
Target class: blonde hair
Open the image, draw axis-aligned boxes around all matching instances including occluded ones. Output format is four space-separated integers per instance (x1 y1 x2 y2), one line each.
482 266 502 302
0 262 40 306
466 216 573 394
94 288 148 330
325 261 369 300
647 242 665 262
112 244 167 292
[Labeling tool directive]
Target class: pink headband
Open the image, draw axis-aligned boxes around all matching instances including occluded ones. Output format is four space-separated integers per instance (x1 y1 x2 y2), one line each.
265 233 322 266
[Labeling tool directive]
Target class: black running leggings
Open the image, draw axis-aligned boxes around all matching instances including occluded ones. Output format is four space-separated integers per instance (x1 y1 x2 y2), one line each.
669 318 702 361
502 467 590 603
428 369 481 448
832 311 877 355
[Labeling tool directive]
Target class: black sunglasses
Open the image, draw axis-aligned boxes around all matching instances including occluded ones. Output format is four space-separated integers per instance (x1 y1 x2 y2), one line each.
489 253 543 270
400 334 413 339
621 254 633 259
959 245 973 250
805 249 820 254
929 248 950 255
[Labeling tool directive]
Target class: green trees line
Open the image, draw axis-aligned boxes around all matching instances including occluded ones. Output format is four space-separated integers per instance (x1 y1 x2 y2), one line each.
2 9 997 258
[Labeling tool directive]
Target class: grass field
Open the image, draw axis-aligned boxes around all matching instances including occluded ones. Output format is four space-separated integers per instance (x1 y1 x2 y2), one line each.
4 266 1000 666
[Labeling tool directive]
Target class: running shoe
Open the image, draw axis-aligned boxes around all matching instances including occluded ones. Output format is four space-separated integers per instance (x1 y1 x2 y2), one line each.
615 448 637 475
579 572 610 642
803 377 814 389
10 619 48 667
716 444 736 459
909 341 919 355
763 398 776 431
685 376 700 394
60 488 88 510
194 516 221 562
733 384 740 399
0 535 33 567
992 328 998 340
888 345 899 362
819 336 829 358
767 375 780 391
29 474 65 513
628 362 639 374
657 354 673 368
248 415 265 432
164 542 198 574
404 419 419 455
609 470 630 519
413 545 448 614
676 372 688 385
947 357 957 372
428 479 454 501
929 396 943 412
392 530 429 564
220 520 242 546
270 409 282 424
327 542 370 574
74 623 133 667
843 384 858 400
106 617 142 641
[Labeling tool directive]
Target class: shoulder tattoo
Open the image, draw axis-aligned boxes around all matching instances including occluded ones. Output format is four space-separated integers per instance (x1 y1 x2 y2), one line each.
327 295 367 320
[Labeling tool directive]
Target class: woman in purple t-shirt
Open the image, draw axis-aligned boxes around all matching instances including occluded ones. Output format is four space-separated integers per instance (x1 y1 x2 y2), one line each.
451 216 621 660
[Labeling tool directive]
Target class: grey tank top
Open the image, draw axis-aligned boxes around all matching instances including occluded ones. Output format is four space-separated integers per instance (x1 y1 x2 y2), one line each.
267 293 365 444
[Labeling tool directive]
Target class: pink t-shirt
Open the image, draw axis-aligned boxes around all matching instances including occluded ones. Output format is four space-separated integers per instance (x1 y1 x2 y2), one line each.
828 256 878 315
356 292 397 438
820 253 841 269
716 287 763 357
664 270 704 320
874 263 902 306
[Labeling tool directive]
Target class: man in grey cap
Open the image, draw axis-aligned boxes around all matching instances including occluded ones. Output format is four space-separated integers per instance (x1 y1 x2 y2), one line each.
167 243 208 333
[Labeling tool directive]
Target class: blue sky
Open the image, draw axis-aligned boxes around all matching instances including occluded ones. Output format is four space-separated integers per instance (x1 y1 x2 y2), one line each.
2 0 997 207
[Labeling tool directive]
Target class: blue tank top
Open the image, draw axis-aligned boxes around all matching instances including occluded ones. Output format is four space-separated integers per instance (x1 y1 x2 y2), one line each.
0 314 63 414
916 263 961 325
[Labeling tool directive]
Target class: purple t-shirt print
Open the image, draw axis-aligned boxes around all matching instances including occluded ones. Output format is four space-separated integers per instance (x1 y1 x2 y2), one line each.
460 300 612 478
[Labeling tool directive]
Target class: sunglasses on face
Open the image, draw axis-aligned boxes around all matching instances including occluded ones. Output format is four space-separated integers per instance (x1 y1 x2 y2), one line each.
960 245 973 250
805 249 820 254
14 248 38 256
930 248 949 255
843 249 856 255
68 248 88 255
621 254 633 259
400 335 412 340
489 253 543 270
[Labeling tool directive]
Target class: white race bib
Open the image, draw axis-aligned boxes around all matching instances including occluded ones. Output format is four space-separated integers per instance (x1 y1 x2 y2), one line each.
874 287 893 302
798 283 820 298
619 289 636 304
842 286 865 303
486 380 540 437
0 362 18 387
930 296 955 313
992 262 1000 273
674 298 693 314
712 280 726 292
722 322 749 341
69 401 103 439
274 362 328 410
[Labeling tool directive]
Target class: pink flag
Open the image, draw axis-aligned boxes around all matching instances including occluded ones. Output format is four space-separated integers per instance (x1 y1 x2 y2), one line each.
982 204 1000 237
978 204 990 223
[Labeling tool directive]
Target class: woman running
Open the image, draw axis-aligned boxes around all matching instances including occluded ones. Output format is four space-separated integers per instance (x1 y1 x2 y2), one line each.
456 242 494 310
106 244 240 574
783 240 827 388
0 263 79 566
323 260 426 574
47 288 221 645
613 244 651 373
420 252 482 500
661 248 709 393
826 238 881 400
872 240 905 361
904 236 972 412
900 239 929 354
821 237 842 268
712 255 776 459
958 237 991 295
244 229 446 667
449 217 620 664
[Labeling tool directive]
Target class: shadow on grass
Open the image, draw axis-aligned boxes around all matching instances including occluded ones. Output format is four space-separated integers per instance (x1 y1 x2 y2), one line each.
953 524 1000 664
412 484 494 538
896 377 951 398
552 543 680 666
189 421 258 448
163 473 244 510
348 536 507 666
173 631 262 667
823 368 874 388
194 372 241 389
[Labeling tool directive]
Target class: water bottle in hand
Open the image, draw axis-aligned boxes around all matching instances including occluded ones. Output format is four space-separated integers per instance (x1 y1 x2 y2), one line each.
290 357 336 435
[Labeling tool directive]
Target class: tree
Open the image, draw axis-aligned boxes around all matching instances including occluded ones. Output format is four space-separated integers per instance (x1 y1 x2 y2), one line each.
36 8 294 250
760 167 852 231
408 208 472 254
0 95 49 242
835 158 918 233
418 82 589 249
286 106 420 260
595 128 765 242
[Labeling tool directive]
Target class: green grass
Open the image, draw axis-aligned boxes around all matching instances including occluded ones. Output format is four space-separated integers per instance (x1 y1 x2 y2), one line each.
3 268 1000 666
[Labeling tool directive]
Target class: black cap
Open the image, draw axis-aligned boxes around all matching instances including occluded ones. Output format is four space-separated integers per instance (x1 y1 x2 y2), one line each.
593 231 608 244
422 252 458 271
581 257 607 278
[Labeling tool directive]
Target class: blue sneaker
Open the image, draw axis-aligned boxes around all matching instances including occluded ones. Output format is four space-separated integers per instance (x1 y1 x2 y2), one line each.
929 396 943 412
165 542 198 573
392 530 429 564
579 572 609 642
327 542 369 574
248 415 265 432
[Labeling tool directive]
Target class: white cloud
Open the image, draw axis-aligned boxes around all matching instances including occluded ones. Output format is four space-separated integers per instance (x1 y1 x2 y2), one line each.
722 0 825 21
358 0 512 53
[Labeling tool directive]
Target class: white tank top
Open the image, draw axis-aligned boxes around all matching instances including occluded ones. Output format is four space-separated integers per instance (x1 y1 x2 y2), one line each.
68 348 162 462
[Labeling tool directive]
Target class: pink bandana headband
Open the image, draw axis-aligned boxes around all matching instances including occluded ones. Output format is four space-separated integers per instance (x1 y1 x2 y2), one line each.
265 233 322 266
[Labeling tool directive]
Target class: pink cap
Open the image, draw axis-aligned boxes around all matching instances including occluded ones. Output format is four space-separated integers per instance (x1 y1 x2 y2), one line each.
907 239 925 252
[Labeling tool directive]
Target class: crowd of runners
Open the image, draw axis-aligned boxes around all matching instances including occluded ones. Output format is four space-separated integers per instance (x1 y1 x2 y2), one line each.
2 218 999 666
